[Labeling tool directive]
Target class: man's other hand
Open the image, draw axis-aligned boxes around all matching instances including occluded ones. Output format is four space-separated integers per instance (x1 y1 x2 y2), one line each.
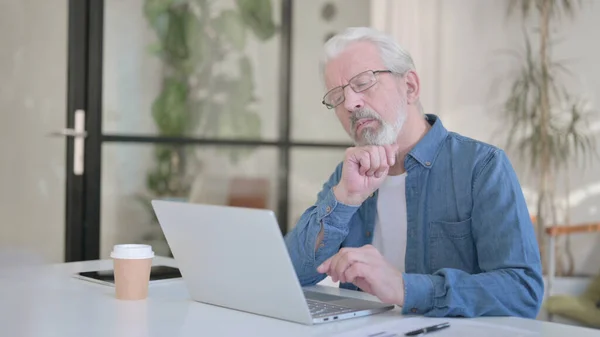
316 245 405 306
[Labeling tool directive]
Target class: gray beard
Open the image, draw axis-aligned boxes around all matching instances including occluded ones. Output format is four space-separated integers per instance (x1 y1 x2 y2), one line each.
350 108 405 146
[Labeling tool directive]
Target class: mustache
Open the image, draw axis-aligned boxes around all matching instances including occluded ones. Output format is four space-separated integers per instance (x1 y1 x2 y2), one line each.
350 108 382 126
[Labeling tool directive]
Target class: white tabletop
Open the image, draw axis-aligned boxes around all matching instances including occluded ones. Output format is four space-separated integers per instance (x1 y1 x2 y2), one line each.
0 256 598 337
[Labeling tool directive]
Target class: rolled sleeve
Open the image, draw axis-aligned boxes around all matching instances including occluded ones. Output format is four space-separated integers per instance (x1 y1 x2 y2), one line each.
312 188 360 264
401 273 437 315
286 162 366 286
316 187 360 225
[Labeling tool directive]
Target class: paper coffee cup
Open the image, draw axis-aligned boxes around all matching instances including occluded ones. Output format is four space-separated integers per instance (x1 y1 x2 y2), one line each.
110 244 154 300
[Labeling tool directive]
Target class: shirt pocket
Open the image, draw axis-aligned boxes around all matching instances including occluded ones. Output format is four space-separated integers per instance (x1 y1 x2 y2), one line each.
428 218 476 273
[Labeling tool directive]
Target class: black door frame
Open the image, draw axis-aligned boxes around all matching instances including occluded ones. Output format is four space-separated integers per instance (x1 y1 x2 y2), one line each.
65 0 104 262
65 0 351 262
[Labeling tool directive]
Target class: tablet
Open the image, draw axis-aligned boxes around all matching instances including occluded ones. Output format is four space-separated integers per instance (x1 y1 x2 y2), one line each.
74 265 182 287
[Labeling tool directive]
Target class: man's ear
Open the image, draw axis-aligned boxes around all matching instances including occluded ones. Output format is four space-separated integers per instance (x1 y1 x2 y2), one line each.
404 70 420 105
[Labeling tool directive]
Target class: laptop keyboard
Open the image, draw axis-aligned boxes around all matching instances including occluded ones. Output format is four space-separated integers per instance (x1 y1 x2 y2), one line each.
306 299 354 317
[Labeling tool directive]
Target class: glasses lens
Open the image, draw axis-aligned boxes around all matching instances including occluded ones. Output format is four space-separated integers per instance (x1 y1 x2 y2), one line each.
322 70 381 109
323 88 344 109
350 71 376 92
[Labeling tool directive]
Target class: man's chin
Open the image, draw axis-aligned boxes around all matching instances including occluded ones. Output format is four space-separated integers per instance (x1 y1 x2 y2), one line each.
354 137 389 147
354 130 398 146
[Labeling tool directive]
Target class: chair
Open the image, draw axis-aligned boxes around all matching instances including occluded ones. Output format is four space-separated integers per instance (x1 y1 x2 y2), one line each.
227 177 269 209
544 222 600 328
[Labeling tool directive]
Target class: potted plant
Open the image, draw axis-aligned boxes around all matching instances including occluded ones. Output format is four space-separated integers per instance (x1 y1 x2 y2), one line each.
138 0 278 255
498 0 597 274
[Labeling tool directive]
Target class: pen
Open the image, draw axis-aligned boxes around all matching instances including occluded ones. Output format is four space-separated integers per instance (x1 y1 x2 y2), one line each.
404 322 450 336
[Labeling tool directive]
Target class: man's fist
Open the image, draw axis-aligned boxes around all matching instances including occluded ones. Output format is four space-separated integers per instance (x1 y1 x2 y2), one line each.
333 144 399 205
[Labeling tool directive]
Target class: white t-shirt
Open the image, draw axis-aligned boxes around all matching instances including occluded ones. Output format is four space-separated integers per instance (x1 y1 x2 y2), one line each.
372 173 407 273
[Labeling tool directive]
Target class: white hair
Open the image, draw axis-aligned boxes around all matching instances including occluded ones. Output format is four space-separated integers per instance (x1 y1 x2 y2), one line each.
320 27 424 114
320 27 416 79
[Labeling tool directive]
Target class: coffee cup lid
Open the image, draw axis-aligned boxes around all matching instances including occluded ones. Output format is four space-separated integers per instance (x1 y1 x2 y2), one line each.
110 244 154 259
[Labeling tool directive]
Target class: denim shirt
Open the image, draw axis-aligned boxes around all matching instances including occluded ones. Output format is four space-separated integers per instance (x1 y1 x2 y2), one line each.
284 114 544 318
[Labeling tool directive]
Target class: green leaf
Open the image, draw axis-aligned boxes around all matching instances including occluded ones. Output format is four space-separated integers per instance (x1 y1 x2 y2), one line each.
152 78 189 136
239 110 261 138
183 10 205 72
147 168 169 195
236 0 277 41
228 146 255 164
154 145 173 162
214 9 246 51
144 0 174 20
163 7 191 63
217 104 235 138
212 75 236 94
144 0 175 38
204 101 225 137
506 0 583 21
146 42 163 56
233 56 255 105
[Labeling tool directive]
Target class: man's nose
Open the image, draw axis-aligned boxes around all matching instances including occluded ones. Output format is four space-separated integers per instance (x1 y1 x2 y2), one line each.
343 87 364 112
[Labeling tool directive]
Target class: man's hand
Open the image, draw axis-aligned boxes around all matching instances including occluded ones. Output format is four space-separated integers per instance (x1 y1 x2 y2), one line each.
333 144 399 205
316 245 405 306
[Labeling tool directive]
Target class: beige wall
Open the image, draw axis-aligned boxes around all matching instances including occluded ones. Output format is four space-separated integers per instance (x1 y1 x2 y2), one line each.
0 0 68 263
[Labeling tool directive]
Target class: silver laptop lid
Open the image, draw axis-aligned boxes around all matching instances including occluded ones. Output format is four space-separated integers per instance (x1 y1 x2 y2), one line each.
151 200 313 325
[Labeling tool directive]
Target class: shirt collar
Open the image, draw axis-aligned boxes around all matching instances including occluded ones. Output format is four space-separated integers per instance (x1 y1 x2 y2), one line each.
406 114 448 169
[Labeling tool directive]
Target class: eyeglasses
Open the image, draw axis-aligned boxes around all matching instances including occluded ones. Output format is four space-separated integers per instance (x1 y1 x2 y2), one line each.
322 70 393 109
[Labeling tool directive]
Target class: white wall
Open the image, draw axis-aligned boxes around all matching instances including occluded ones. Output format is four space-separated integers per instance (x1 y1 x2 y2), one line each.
373 0 600 276
0 0 67 264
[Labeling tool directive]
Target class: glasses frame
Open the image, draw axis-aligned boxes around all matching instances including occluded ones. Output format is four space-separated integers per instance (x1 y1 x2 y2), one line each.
321 70 393 109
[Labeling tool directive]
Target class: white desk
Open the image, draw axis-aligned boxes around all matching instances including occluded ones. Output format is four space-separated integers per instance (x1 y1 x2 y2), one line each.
0 256 598 337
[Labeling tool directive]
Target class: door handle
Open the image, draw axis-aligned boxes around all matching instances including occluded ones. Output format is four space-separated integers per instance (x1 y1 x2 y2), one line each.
48 109 86 175
48 129 87 138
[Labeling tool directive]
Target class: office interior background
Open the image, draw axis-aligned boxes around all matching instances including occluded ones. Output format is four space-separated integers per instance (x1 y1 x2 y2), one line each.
1 0 599 327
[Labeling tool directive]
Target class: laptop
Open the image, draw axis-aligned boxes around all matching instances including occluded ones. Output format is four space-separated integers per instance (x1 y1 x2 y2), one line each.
151 200 395 325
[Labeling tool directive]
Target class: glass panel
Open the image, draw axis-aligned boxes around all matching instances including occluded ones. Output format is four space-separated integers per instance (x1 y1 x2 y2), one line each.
102 0 282 140
289 148 346 231
291 1 371 143
0 0 67 264
101 144 279 258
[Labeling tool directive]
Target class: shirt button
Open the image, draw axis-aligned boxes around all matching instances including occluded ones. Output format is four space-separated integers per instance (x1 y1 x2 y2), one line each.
425 161 431 166
319 243 325 248
369 193 374 197
411 308 418 313
366 231 371 237
326 206 331 212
